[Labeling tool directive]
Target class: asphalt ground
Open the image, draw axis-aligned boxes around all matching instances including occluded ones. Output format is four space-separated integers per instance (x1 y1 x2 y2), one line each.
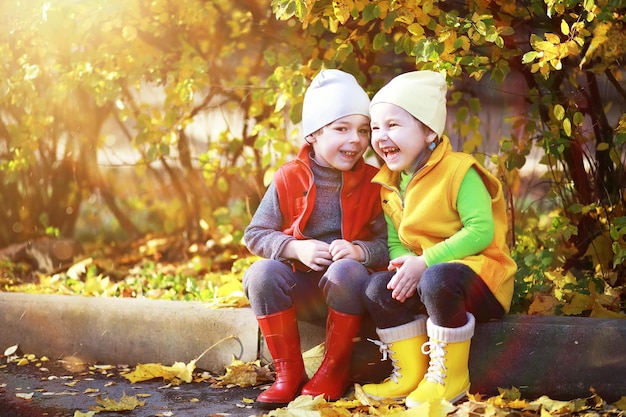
3 340 626 417
0 357 265 417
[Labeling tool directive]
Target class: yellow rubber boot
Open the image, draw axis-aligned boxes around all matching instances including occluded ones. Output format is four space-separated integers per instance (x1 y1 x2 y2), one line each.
405 313 475 408
361 316 429 400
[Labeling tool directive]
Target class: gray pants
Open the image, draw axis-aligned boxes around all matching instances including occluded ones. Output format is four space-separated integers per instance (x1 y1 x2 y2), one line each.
363 263 505 329
243 258 373 323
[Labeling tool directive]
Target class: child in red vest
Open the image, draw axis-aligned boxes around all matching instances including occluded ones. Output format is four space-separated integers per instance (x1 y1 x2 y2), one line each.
243 69 388 408
361 71 516 407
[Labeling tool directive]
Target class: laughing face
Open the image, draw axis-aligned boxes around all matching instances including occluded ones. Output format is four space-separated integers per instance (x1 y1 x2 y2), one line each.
308 114 371 171
370 102 437 173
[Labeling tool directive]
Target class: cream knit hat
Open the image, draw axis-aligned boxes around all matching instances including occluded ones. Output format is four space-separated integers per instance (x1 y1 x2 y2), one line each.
370 71 447 138
302 69 370 137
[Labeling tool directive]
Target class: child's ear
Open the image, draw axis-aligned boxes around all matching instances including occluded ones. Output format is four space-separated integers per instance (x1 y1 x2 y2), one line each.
426 130 438 144
305 134 316 144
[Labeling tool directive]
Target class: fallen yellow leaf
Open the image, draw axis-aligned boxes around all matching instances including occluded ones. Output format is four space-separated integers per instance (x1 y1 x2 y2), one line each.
4 345 19 356
399 398 456 417
215 357 273 387
123 336 240 385
267 394 326 417
527 293 558 315
73 411 96 417
525 395 589 414
302 344 324 379
614 396 626 410
89 392 145 412
353 383 376 407
217 279 244 297
122 361 195 384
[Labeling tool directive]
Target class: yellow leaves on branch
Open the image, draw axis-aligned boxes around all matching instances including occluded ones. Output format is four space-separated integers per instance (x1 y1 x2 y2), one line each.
332 0 354 24
527 277 626 318
580 21 626 73
523 32 582 76
523 9 626 77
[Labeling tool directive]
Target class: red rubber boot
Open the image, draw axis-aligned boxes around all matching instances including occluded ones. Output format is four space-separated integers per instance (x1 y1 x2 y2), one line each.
301 308 361 401
256 307 308 409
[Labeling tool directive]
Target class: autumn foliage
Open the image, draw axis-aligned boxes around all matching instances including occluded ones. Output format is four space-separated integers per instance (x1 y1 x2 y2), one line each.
0 0 625 316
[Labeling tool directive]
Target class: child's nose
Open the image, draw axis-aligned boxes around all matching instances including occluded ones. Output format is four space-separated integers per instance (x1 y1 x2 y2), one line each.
349 129 363 142
372 130 386 143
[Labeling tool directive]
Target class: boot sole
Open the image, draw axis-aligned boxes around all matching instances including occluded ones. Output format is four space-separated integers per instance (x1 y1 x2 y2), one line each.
255 400 290 410
365 392 405 401
255 377 309 410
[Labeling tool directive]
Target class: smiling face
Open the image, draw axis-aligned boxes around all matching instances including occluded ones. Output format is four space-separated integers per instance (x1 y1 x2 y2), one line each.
308 114 371 171
370 102 437 173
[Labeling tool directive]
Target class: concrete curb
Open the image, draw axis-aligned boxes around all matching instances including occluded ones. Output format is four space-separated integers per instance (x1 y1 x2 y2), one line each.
0 293 258 373
1 293 625 402
469 314 626 402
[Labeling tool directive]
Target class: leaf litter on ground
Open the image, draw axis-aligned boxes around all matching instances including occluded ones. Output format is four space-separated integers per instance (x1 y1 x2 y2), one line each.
4 343 626 417
268 386 626 417
120 335 260 386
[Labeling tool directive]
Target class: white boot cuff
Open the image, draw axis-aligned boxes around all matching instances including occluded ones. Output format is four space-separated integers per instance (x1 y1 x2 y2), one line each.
376 315 428 343
426 313 475 343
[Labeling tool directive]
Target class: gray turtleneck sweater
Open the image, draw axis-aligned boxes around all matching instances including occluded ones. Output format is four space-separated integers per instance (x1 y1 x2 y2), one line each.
244 155 388 269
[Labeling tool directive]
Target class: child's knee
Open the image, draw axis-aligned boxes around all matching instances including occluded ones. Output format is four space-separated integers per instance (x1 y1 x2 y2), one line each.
326 258 364 279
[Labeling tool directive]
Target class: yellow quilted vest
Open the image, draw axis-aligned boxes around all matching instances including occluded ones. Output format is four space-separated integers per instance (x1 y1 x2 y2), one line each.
373 137 517 312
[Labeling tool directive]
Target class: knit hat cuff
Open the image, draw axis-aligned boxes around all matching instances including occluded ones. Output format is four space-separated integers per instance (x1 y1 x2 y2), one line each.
426 313 475 343
302 69 370 137
370 70 447 138
376 315 427 343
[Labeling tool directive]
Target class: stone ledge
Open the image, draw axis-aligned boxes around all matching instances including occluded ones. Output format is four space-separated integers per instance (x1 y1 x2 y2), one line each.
2 293 624 402
470 314 626 402
0 292 258 373
295 315 626 402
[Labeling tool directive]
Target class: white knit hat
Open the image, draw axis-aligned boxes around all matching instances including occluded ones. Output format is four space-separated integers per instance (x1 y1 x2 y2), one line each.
370 71 447 138
302 69 370 137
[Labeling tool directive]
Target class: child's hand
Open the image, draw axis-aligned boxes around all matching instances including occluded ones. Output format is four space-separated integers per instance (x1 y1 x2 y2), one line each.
329 239 365 262
286 239 333 271
387 256 427 302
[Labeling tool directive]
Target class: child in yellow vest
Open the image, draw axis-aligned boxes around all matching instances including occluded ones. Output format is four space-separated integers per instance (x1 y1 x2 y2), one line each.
361 71 516 407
